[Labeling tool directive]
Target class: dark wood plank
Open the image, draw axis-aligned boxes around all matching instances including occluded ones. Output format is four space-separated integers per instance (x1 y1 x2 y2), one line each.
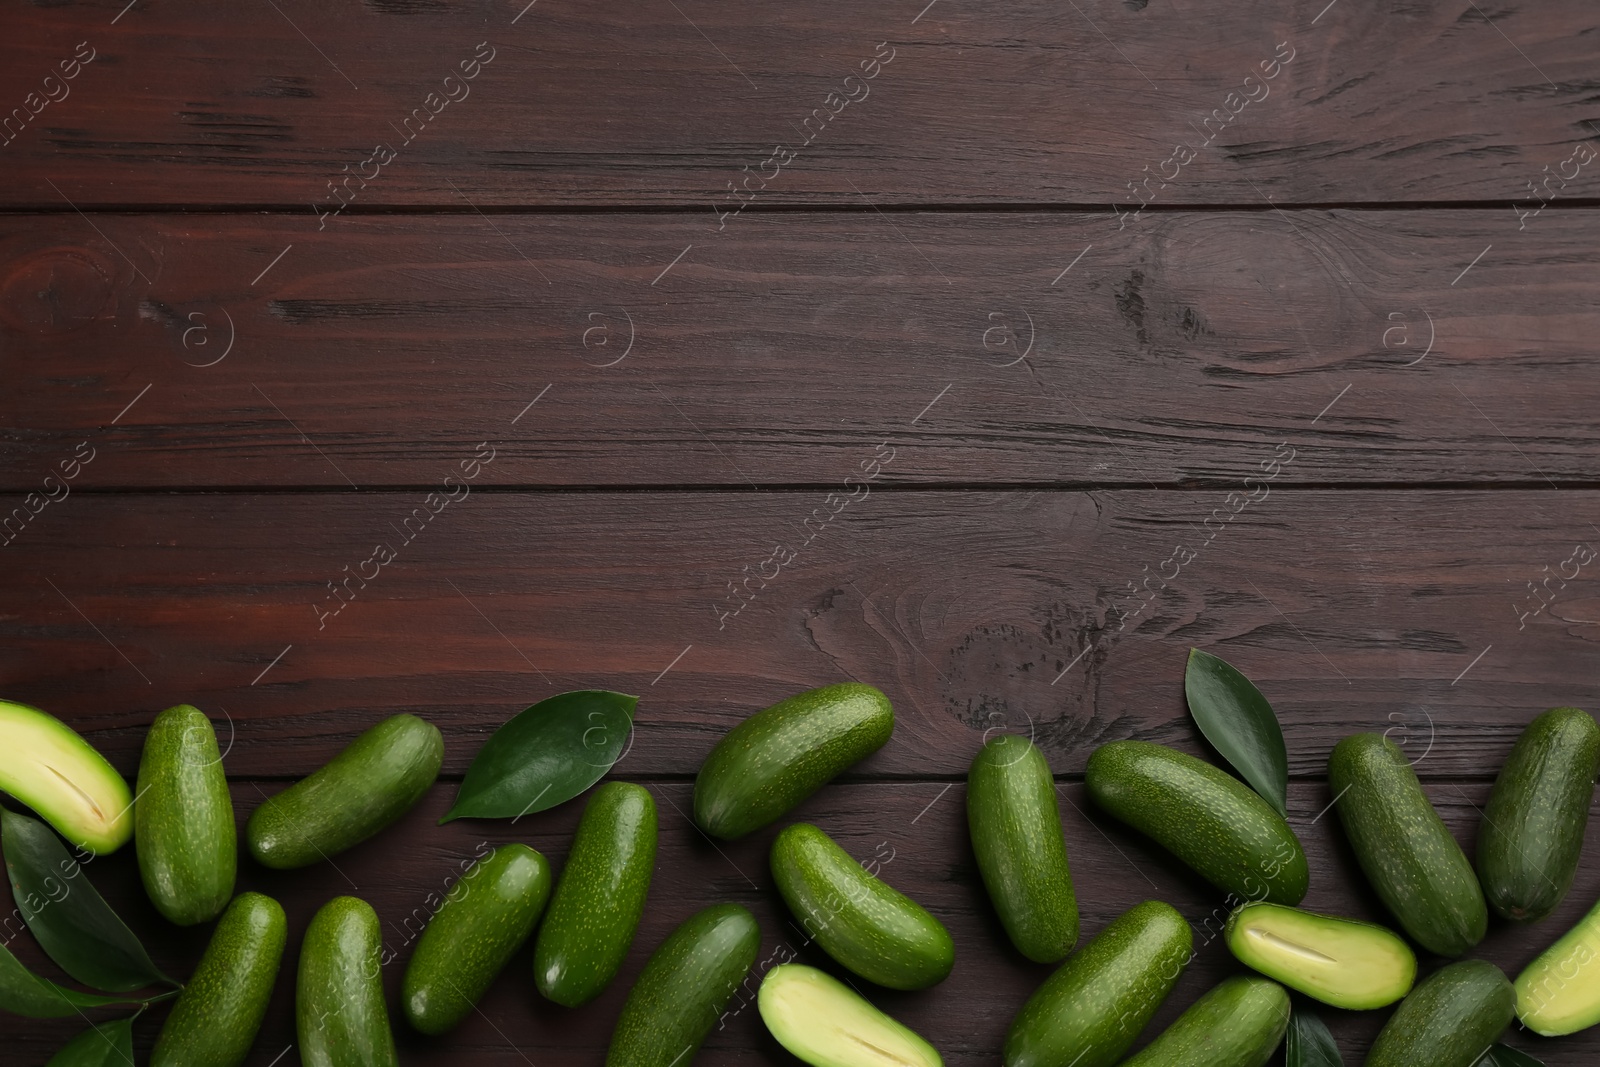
4 1 1599 208
4 209 1600 488
7 781 1597 1064
1 489 1595 779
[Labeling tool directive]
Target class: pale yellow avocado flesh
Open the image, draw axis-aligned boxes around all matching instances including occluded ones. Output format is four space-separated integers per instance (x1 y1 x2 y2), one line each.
758 964 942 1067
1516 896 1600 1036
1226 902 1416 1010
0 699 133 854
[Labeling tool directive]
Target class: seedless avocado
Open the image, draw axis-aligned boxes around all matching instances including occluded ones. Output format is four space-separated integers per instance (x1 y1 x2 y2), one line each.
1119 975 1290 1067
1515 894 1600 1036
967 734 1078 963
534 781 657 1006
1366 959 1514 1067
694 683 893 840
403 844 552 1035
771 822 953 989
1004 900 1193 1067
1478 706 1600 922
0 698 132 854
136 704 236 925
246 713 442 869
151 892 286 1067
1328 733 1486 957
607 903 761 1067
297 896 398 1067
1225 902 1414 1010
758 963 941 1067
1084 741 1309 906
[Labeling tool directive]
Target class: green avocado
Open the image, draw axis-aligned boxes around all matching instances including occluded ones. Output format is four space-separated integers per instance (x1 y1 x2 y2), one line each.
0 698 132 855
136 704 236 925
1085 741 1309 906
1120 975 1290 1067
402 843 552 1035
967 734 1078 963
246 713 442 870
771 822 953 989
1515 894 1600 1036
758 963 942 1067
1224 902 1414 1010
296 896 398 1067
693 683 893 840
534 781 657 1006
151 892 286 1067
607 903 761 1067
1367 959 1514 1067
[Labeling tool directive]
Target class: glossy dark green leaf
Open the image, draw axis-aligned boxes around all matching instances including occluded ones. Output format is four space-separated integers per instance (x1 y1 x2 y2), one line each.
1184 648 1289 816
46 1016 135 1066
441 690 638 823
1476 1045 1544 1067
1 807 173 992
1286 1006 1343 1067
0 939 153 1019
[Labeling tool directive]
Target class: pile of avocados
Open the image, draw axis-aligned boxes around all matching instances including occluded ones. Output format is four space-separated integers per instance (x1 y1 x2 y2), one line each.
2 681 1598 1067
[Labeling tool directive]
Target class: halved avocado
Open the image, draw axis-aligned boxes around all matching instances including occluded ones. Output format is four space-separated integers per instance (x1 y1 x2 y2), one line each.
1516 895 1600 1036
0 699 132 854
758 964 941 1067
1225 902 1415 1010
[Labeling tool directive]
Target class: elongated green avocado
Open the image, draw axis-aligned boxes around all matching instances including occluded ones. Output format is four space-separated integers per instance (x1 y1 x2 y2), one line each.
534 781 657 1006
694 683 893 840
758 963 942 1067
1478 706 1600 922
967 734 1078 963
1120 975 1290 1067
246 713 442 869
1328 733 1486 957
151 892 286 1067
1367 960 1513 1067
1084 741 1308 905
1515 894 1600 1036
1004 900 1193 1067
403 843 552 1035
136 704 236 925
1225 902 1414 1010
771 822 953 990
0 698 132 854
607 903 761 1067
296 896 398 1067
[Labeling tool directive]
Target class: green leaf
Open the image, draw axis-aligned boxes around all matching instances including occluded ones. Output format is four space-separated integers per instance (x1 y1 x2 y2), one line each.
441 690 639 823
1 807 174 992
46 1016 135 1066
1476 1045 1544 1067
1184 648 1289 816
0 940 152 1019
1285 1006 1342 1067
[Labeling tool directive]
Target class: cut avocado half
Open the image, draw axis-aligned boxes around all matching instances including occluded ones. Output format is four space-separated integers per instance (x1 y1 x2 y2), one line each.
1225 901 1415 1010
0 699 133 854
758 964 942 1067
1516 895 1600 1036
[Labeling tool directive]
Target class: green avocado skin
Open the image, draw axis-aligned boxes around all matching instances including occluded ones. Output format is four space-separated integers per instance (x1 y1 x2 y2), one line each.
1329 733 1487 957
693 683 894 840
297 896 398 1067
968 735 1079 963
150 892 286 1067
535 782 658 1006
606 903 761 1067
1367 960 1514 1067
402 844 552 1036
1479 707 1600 922
136 704 237 926
246 714 443 870
1120 975 1290 1067
771 822 954 990
1085 741 1309 906
1004 900 1193 1067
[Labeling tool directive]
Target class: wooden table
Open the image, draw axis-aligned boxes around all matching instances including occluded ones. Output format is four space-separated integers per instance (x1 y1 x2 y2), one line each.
4 1 1599 1063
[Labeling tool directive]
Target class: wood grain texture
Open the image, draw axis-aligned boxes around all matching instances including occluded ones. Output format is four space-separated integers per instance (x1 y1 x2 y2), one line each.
4 209 1600 488
0 490 1594 779
7 781 1597 1064
4 0 1599 208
